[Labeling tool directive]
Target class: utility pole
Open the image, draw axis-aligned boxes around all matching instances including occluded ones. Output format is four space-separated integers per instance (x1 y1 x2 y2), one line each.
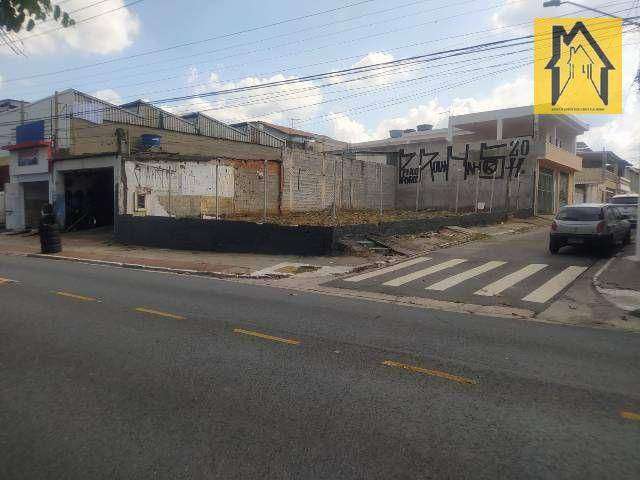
215 159 220 219
263 159 268 223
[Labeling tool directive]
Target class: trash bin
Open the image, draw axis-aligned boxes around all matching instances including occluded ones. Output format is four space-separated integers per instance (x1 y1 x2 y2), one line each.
39 203 62 254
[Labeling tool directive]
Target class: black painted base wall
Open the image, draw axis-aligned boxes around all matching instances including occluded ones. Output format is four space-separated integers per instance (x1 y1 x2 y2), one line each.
115 209 533 256
115 215 334 255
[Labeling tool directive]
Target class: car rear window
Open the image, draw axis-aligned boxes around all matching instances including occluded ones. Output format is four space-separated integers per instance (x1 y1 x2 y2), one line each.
611 197 639 205
556 207 603 221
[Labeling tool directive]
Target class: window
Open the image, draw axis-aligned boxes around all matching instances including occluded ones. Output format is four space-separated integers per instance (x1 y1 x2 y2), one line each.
136 193 146 210
611 196 639 205
556 207 603 221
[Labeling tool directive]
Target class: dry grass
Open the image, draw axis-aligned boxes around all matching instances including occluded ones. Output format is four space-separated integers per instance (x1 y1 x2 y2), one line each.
226 209 456 226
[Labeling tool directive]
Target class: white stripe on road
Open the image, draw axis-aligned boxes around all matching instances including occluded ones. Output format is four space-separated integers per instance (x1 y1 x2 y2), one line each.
383 259 467 287
426 261 507 291
522 266 588 303
474 264 548 297
344 257 431 282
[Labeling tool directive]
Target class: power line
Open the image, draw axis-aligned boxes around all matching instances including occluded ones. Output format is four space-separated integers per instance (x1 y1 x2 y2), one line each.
6 0 146 45
0 18 633 132
76 0 636 104
3 0 486 96
1 0 376 81
5 0 630 101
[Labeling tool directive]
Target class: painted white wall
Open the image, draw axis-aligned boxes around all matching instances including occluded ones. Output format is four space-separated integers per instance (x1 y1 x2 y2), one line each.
124 160 234 216
9 146 50 177
4 182 24 230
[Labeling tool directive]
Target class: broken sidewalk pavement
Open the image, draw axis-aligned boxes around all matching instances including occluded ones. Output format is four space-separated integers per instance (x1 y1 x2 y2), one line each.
593 244 640 316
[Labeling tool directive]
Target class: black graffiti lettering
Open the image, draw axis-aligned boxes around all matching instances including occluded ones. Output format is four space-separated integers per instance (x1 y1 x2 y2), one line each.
448 145 476 180
505 156 525 178
479 142 506 179
419 149 448 182
398 149 418 184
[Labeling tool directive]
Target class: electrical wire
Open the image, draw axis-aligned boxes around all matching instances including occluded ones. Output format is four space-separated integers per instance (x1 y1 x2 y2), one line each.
4 0 631 100
2 0 376 80
0 17 633 135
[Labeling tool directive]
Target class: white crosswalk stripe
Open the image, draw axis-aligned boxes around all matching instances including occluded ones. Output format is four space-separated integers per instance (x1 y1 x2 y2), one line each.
426 261 507 291
383 259 467 287
522 266 588 303
474 264 548 297
344 257 431 282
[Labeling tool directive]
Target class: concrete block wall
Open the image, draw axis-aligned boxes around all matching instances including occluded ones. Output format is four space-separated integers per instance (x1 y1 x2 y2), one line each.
231 160 280 216
395 138 536 212
282 149 396 212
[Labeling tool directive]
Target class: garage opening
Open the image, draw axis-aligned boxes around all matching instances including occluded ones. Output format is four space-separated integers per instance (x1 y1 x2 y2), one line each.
23 181 49 228
64 168 114 230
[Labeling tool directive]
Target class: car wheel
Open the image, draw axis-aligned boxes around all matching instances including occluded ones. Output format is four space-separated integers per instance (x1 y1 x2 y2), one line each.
600 238 615 257
623 231 631 246
549 239 561 254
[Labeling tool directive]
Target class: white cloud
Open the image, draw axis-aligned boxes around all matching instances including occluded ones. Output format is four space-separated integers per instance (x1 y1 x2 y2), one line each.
0 0 140 56
326 112 372 143
328 51 414 92
383 75 532 139
371 99 448 140
582 93 640 166
166 68 324 125
91 88 123 105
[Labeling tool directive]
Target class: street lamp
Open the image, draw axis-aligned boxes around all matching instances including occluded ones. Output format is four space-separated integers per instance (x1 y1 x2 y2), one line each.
542 0 640 26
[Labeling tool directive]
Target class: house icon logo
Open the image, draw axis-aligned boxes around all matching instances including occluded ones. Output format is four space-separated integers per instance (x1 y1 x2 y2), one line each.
534 18 622 114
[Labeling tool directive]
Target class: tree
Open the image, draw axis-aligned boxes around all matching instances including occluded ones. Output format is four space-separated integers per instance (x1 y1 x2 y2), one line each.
0 0 75 33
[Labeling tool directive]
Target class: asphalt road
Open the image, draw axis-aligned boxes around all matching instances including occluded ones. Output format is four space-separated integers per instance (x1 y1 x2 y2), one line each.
1 254 639 479
328 229 600 312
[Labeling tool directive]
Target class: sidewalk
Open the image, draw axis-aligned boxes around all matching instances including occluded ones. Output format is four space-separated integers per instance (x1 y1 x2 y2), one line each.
0 217 549 280
0 228 375 278
593 242 640 315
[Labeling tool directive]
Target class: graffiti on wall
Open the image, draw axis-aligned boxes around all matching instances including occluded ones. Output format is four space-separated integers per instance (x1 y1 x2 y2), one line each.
129 161 234 197
398 138 531 185
398 149 450 184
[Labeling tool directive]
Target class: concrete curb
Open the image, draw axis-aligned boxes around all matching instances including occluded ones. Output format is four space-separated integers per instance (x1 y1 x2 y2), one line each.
592 253 640 313
8 252 290 280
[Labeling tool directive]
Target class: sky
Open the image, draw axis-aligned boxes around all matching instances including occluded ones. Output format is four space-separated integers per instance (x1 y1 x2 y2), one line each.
0 0 638 165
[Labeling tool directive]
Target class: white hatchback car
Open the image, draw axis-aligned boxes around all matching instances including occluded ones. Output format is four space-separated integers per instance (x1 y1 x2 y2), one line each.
550 203 631 254
610 194 638 230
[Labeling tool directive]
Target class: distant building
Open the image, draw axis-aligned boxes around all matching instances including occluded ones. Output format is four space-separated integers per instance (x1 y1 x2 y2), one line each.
231 121 347 152
0 99 28 114
0 90 286 230
575 145 634 202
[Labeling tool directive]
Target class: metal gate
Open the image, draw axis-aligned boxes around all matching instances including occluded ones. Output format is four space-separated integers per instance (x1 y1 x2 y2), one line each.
537 168 555 214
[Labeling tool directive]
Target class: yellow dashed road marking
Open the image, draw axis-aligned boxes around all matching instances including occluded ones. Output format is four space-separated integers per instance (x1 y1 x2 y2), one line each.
233 328 300 345
620 411 640 421
55 291 98 302
134 307 185 320
382 360 477 385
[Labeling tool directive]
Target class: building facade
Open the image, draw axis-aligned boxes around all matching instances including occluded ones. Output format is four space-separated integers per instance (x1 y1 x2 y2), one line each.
575 145 634 203
347 106 587 215
0 90 287 230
